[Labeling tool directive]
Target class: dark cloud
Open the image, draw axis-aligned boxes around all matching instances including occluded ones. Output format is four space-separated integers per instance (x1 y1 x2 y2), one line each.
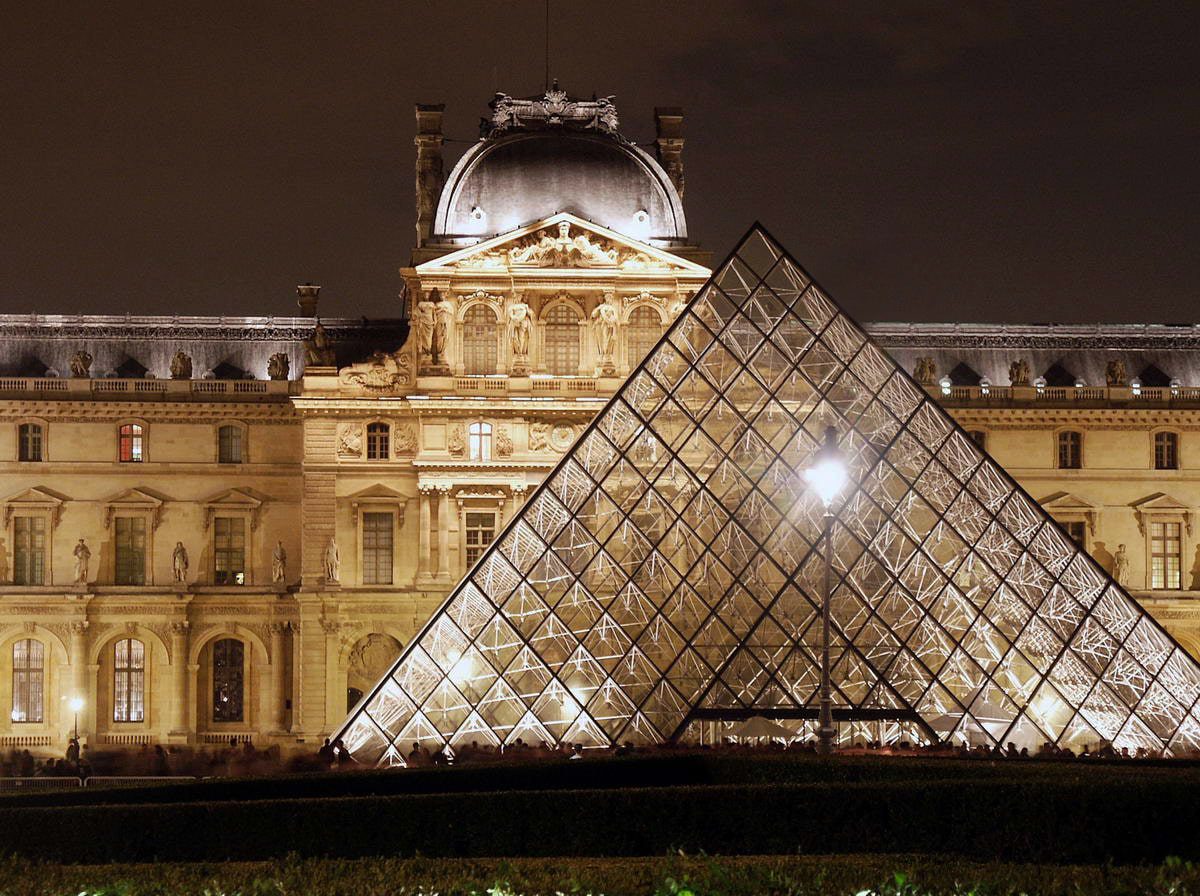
0 2 1196 323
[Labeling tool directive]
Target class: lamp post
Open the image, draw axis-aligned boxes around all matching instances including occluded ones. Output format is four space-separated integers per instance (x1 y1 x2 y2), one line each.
68 696 84 742
804 425 847 756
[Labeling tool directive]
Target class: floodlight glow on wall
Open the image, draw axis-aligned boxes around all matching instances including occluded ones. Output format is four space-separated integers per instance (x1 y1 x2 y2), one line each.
804 426 847 508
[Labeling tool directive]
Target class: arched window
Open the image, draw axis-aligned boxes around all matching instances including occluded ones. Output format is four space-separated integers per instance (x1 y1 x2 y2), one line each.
212 638 244 723
11 639 44 723
367 422 390 460
544 304 580 375
118 423 144 463
217 425 243 464
469 422 492 461
113 638 145 722
17 423 43 462
1155 431 1180 470
626 306 662 368
1056 431 1082 469
462 305 498 375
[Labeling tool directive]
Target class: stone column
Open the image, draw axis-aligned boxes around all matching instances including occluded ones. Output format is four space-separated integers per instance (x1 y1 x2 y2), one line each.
417 489 432 581
169 621 189 737
69 620 89 738
437 487 451 580
268 622 288 733
458 498 468 577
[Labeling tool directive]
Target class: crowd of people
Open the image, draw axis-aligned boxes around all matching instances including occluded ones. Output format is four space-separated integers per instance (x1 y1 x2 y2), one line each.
0 733 1184 782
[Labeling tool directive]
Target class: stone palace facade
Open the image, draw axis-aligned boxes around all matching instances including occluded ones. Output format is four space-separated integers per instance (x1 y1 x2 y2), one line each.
3 87 1200 754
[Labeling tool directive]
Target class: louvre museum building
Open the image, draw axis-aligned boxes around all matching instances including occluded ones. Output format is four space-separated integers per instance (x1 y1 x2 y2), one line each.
5 88 1200 762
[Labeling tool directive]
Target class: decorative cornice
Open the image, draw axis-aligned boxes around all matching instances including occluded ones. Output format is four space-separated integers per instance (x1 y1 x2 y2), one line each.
867 322 1200 351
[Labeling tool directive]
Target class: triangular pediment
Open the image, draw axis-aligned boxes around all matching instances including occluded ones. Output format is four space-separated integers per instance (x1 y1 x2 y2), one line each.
338 224 1200 765
1040 491 1097 511
204 488 262 509
105 488 164 508
416 212 711 277
3 486 65 508
348 484 406 501
1133 493 1189 512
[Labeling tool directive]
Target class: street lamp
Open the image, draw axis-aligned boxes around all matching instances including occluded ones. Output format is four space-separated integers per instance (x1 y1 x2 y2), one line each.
68 696 84 742
804 425 847 756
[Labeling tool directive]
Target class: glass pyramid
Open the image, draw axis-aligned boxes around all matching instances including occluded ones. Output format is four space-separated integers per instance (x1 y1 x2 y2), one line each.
339 225 1200 765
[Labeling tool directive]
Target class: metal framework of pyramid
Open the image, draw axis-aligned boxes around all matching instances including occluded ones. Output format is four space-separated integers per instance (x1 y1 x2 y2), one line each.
339 224 1200 765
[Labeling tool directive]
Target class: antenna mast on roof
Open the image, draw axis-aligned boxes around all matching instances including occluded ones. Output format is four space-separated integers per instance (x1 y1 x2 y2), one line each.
544 0 551 91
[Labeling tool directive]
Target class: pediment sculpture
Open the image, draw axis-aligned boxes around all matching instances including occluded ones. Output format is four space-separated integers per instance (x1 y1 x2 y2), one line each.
340 348 413 393
509 222 619 268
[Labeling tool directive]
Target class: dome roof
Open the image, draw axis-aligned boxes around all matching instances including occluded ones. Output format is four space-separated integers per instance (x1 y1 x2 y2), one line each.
433 131 687 246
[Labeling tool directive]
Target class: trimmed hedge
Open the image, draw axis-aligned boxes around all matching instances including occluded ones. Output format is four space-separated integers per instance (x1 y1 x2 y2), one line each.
0 776 1198 864
6 854 1200 896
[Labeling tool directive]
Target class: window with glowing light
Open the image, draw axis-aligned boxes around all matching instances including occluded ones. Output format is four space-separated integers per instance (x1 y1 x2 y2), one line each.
1057 431 1082 469
469 422 492 461
544 304 580 375
11 639 43 723
626 306 662 366
212 638 244 723
12 516 46 585
118 423 144 463
462 305 498 374
366 422 390 460
1155 431 1180 470
113 638 145 722
1151 521 1182 590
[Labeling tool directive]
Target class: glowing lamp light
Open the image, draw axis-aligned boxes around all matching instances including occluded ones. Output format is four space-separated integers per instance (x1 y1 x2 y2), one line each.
1131 377 1142 397
804 426 847 509
938 375 952 397
68 697 85 714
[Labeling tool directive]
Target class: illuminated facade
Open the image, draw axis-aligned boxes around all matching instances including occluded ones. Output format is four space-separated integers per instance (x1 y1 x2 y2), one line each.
341 226 1200 762
3 87 1200 756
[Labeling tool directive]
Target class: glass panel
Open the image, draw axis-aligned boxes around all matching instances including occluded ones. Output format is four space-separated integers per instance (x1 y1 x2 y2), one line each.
545 304 581 375
118 424 144 463
212 638 244 722
13 516 46 585
113 638 145 722
469 422 492 461
11 639 44 723
213 517 246 585
462 304 499 374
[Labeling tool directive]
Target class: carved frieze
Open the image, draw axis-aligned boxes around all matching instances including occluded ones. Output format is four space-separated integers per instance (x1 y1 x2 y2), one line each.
339 349 412 393
336 423 363 458
393 423 417 456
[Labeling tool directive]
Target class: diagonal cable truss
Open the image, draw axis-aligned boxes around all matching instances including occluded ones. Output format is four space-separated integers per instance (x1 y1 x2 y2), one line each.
337 223 1200 765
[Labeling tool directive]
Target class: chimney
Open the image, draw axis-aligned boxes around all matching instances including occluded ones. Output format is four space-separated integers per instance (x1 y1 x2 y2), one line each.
414 103 446 248
653 107 685 200
296 283 321 317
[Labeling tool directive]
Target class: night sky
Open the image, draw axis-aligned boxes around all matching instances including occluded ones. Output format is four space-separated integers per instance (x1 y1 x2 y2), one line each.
3 3 1196 324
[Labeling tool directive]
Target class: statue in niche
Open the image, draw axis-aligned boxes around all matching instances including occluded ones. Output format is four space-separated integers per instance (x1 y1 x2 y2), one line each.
69 351 93 379
913 357 936 386
447 423 466 457
393 424 417 455
592 299 619 374
73 538 91 584
267 353 290 381
1113 544 1130 588
1105 359 1128 387
324 536 340 583
169 351 193 380
496 426 513 458
413 302 435 359
429 292 453 367
303 322 337 367
172 542 189 582
508 303 532 363
529 422 551 452
272 541 287 583
1008 358 1030 387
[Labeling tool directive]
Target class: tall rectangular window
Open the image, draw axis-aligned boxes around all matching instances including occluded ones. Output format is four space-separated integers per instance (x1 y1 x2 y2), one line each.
1151 521 1182 590
1057 431 1082 469
218 425 243 463
465 511 497 567
12 516 46 585
212 638 244 723
113 638 145 722
1155 432 1180 470
11 639 44 723
544 304 581 375
362 512 393 585
214 517 246 585
367 423 390 460
114 516 147 585
469 422 492 461
18 424 43 462
118 424 144 463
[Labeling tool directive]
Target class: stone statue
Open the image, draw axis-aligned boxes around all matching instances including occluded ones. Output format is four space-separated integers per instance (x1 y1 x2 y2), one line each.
914 357 936 386
267 353 290 381
508 222 619 268
431 296 453 367
414 301 435 358
592 300 619 372
530 422 551 452
447 423 466 457
496 426 513 458
272 541 287 583
169 351 193 380
1009 358 1030 387
303 322 337 367
69 351 93 379
172 542 189 582
73 538 91 584
1113 544 1130 587
1105 359 1128 387
324 536 340 583
508 303 532 360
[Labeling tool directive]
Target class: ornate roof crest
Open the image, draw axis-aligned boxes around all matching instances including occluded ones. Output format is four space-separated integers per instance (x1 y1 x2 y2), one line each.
483 81 619 139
